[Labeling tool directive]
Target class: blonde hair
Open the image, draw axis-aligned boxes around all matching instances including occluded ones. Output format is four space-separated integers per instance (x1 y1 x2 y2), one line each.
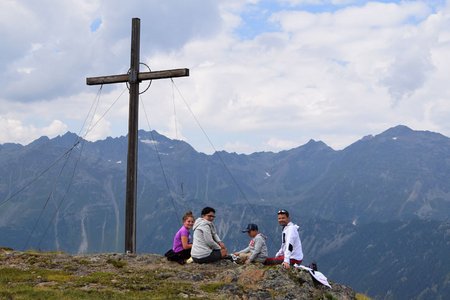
182 211 194 222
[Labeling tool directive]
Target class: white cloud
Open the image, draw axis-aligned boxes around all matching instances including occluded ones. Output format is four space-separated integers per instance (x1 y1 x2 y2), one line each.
0 0 222 102
2 1 450 153
0 117 67 145
43 120 69 137
381 35 435 102
266 137 301 151
83 113 112 141
278 0 330 5
223 141 256 154
127 0 450 152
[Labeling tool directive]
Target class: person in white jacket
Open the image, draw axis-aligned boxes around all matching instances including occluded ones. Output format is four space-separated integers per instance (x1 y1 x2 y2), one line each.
264 209 303 269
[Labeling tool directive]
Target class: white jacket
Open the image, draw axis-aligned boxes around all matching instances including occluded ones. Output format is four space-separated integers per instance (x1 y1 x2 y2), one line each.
275 222 303 263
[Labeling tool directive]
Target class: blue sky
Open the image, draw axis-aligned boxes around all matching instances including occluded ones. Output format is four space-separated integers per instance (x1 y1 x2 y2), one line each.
236 0 445 39
1 0 450 153
90 18 102 32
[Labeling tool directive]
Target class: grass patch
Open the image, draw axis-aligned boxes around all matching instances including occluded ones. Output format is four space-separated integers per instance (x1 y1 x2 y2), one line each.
106 258 127 268
24 249 64 256
0 267 196 299
200 282 227 293
324 292 339 300
76 258 90 265
0 286 175 300
46 273 73 283
74 272 116 286
73 271 196 298
0 267 72 284
356 293 372 300
63 263 79 272
0 246 14 251
0 267 37 284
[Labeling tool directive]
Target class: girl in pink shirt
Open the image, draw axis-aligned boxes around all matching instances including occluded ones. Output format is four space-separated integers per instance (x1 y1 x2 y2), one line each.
165 211 194 264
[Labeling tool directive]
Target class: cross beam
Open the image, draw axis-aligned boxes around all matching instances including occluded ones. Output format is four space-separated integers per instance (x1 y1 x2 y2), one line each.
86 68 189 85
86 18 189 254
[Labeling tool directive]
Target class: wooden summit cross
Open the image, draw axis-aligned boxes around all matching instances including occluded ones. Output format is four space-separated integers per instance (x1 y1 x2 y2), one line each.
86 18 189 254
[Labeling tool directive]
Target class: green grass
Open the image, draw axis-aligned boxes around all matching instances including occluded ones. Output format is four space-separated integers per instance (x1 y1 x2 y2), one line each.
324 293 339 300
356 293 372 300
75 258 90 265
199 282 227 293
74 271 116 286
106 258 127 268
0 287 120 300
0 287 189 300
24 249 65 256
0 246 14 251
0 266 197 299
0 267 72 284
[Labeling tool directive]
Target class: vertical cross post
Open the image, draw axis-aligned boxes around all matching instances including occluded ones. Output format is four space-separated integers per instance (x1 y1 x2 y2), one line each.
125 18 141 254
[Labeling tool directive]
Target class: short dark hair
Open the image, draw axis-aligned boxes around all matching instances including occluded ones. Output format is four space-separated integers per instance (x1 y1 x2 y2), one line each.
201 207 216 216
277 209 289 217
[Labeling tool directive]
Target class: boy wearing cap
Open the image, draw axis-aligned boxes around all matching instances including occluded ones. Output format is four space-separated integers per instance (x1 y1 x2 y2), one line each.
233 223 268 264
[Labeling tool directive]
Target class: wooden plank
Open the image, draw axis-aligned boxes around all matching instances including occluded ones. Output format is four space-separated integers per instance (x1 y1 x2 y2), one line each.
125 17 141 255
86 68 189 85
139 68 189 81
86 74 129 85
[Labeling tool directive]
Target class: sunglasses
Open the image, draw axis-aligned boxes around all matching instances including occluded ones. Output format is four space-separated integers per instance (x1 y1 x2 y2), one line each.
205 214 216 218
277 209 288 214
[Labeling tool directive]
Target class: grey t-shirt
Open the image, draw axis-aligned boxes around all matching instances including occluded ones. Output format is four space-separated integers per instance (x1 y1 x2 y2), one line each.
238 233 268 262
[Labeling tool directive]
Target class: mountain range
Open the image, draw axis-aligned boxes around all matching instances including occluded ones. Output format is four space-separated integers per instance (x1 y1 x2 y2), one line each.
1 125 449 299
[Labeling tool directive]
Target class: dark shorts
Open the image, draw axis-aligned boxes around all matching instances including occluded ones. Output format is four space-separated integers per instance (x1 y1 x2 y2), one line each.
192 249 222 264
165 248 191 264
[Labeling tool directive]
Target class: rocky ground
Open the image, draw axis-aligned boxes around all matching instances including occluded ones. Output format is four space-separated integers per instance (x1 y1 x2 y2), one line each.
0 248 364 299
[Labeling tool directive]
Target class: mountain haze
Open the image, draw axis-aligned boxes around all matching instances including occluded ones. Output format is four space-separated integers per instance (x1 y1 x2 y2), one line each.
1 125 449 299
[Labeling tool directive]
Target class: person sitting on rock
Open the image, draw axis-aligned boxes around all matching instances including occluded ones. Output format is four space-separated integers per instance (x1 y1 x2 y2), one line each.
191 207 228 263
264 209 303 269
233 223 268 264
165 211 194 264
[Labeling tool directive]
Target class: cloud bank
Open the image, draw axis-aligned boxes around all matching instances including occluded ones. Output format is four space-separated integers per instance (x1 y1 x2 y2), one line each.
1 0 450 153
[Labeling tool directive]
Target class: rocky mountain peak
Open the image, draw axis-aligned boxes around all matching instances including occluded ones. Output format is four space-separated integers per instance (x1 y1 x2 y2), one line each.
379 125 414 137
0 249 358 299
